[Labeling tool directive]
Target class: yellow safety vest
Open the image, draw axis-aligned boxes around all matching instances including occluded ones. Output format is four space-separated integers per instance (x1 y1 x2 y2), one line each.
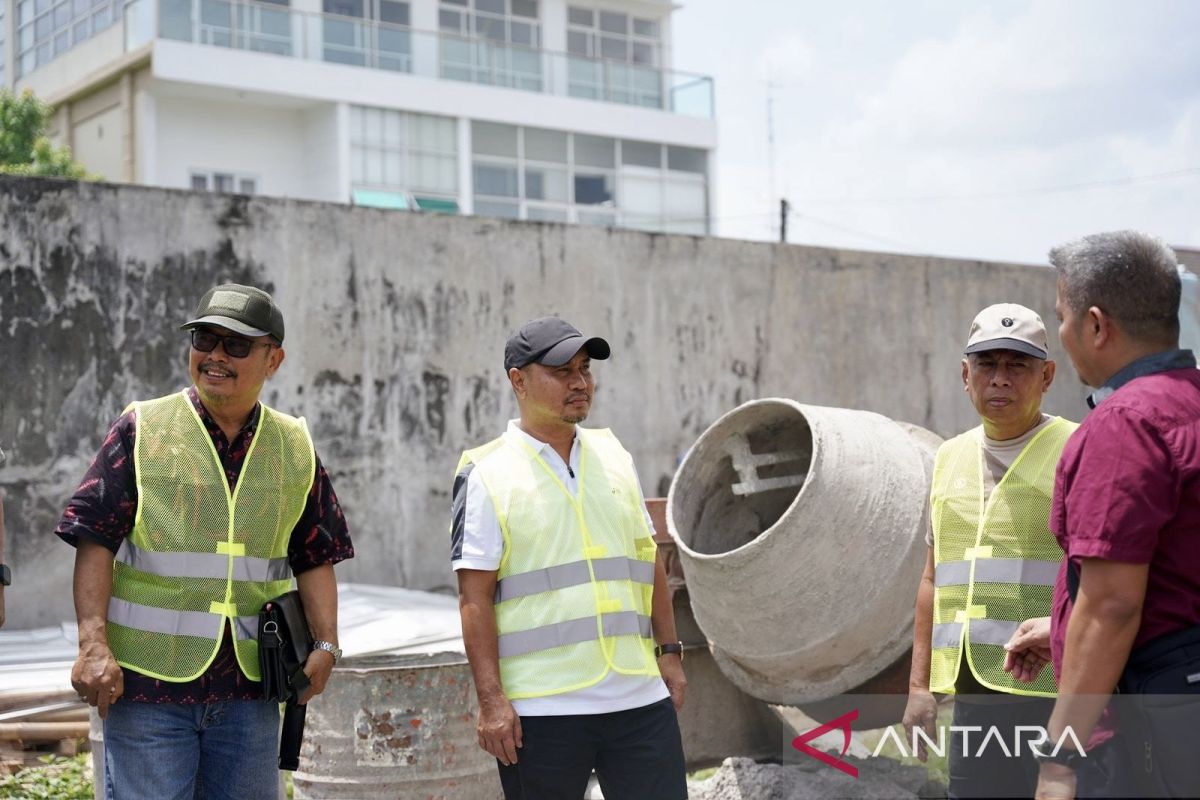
457 427 660 699
929 416 1077 697
107 390 315 682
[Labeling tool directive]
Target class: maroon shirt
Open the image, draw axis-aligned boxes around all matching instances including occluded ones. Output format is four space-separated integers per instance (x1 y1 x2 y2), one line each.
1049 361 1200 740
56 387 354 703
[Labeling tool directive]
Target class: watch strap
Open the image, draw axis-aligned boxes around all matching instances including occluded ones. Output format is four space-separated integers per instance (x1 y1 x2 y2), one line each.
654 642 683 659
1031 741 1085 769
312 639 342 663
0 564 10 586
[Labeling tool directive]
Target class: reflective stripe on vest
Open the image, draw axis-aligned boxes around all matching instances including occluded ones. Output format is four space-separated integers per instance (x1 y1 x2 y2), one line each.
931 618 1023 649
108 391 314 683
456 427 659 700
935 558 1059 588
495 557 656 603
497 612 653 658
931 621 962 649
117 540 291 583
928 416 1076 698
108 597 259 641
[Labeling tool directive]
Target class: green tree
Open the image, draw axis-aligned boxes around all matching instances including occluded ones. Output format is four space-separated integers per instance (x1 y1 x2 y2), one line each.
0 88 93 179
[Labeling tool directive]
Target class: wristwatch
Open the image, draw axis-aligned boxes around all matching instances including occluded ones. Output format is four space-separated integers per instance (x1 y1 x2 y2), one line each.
0 564 10 586
312 640 342 664
654 642 684 660
1030 740 1086 769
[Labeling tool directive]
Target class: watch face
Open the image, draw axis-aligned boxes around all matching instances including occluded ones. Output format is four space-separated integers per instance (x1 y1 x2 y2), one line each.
0 564 10 586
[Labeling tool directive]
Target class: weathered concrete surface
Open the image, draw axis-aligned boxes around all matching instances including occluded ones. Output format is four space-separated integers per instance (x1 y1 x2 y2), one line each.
1 176 1099 627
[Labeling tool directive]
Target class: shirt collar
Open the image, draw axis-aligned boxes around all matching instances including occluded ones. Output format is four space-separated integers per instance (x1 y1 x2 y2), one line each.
1087 349 1197 408
505 419 580 459
186 386 261 438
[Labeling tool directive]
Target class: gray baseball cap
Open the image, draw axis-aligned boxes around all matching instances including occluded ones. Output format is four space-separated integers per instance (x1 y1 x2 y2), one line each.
181 284 285 343
964 303 1048 359
504 316 610 371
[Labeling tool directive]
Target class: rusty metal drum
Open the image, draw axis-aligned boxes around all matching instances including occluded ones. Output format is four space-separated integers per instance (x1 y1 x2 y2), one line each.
292 653 500 799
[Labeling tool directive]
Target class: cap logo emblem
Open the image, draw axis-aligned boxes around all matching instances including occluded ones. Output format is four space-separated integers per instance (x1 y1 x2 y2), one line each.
209 290 249 312
1001 317 1014 327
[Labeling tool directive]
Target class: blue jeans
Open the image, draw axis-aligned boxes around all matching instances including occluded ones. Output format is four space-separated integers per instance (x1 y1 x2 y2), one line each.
103 700 279 800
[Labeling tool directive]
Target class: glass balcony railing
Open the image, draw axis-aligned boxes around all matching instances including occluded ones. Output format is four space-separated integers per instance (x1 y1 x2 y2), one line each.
125 0 714 117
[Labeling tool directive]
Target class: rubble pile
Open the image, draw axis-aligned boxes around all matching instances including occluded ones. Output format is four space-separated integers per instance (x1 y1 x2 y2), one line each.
688 756 945 800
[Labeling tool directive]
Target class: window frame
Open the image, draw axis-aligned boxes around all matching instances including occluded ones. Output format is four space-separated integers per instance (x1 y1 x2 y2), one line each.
468 123 708 233
189 169 261 195
350 105 460 210
565 3 660 66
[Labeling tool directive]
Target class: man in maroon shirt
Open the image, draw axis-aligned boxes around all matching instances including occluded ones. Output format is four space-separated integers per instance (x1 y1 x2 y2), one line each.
1021 232 1200 799
59 284 354 799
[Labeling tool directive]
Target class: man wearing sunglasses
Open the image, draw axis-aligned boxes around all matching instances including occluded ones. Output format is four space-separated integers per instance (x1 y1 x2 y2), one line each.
56 283 354 800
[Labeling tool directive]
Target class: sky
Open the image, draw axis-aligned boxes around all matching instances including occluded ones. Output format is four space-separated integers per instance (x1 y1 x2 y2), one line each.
672 0 1200 265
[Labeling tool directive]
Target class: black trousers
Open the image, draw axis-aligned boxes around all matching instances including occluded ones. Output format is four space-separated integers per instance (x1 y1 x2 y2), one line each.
497 698 686 800
947 696 1054 799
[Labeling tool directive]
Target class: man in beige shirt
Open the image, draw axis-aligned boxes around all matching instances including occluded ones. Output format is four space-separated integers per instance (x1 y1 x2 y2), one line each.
903 304 1075 799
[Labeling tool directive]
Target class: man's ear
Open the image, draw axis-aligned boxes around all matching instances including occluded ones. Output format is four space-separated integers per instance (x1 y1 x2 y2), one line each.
961 358 970 391
266 346 285 377
508 366 526 399
1088 306 1112 349
1041 359 1056 393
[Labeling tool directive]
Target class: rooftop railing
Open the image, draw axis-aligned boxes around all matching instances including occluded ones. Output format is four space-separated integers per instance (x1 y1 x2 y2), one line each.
125 0 714 118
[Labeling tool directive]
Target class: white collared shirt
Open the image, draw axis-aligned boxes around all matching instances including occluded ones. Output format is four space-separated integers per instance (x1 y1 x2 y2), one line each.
453 420 667 715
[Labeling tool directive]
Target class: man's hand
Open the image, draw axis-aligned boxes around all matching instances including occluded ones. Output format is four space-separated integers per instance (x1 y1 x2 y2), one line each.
659 654 687 711
1004 616 1052 683
1035 763 1077 800
71 640 124 719
901 689 939 763
298 648 335 704
476 693 522 766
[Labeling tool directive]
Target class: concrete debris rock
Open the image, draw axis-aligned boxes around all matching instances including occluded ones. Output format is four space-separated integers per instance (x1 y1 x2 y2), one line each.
687 757 945 800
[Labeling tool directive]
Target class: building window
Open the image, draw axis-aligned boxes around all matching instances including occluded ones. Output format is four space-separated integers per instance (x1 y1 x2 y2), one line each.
566 6 658 65
321 0 410 70
439 0 541 90
190 171 258 194
470 122 707 234
15 0 125 77
565 6 662 107
350 106 459 213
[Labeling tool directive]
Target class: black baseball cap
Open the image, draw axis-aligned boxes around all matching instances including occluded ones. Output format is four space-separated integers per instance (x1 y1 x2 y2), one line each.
181 284 285 343
504 316 610 371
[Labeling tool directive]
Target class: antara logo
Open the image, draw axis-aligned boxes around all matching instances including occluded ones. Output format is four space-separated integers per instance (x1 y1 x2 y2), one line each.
791 709 859 778
792 709 1088 778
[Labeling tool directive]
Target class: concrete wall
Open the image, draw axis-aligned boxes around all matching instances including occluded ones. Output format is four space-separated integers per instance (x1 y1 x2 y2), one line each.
0 176 1114 628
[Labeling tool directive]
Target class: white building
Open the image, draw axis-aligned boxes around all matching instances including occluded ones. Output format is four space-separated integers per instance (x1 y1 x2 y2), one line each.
1 0 715 234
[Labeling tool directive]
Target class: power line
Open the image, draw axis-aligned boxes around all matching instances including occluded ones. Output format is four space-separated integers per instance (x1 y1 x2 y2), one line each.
653 206 916 251
788 208 917 251
800 166 1200 206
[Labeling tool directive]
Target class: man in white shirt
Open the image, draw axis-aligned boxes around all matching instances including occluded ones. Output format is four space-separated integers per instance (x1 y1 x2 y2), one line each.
452 316 687 799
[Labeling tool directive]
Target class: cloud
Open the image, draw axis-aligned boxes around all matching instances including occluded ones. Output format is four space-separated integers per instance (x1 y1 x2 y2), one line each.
695 0 1200 260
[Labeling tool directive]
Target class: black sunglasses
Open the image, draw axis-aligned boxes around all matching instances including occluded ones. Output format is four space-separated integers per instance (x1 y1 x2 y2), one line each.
191 329 276 359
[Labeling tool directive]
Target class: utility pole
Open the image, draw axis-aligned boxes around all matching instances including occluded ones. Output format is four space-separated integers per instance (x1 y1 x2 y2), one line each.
766 65 781 243
780 198 789 244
